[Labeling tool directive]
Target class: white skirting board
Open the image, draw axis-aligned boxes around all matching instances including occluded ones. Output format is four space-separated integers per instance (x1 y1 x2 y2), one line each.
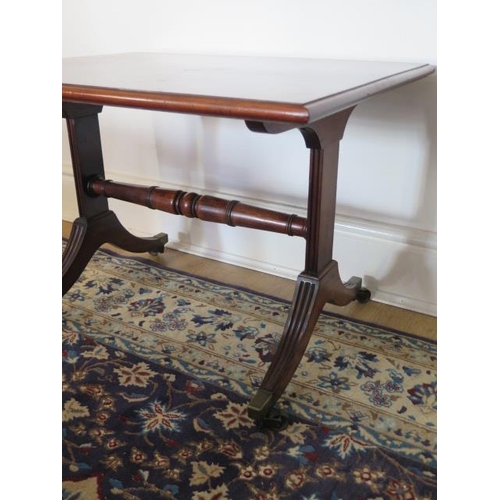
62 167 436 316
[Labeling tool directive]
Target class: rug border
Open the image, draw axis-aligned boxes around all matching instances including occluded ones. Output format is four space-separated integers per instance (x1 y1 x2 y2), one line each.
63 238 436 345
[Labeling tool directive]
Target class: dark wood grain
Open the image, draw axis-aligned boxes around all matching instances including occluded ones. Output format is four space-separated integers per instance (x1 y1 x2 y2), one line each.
63 84 310 124
62 102 168 295
63 53 435 126
88 178 307 237
248 109 364 420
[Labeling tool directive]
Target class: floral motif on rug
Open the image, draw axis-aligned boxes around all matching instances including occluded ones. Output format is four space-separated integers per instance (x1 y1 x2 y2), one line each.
62 243 437 497
63 329 437 499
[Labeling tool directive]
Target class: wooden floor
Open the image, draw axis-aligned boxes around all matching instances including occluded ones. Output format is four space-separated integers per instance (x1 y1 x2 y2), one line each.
63 220 436 342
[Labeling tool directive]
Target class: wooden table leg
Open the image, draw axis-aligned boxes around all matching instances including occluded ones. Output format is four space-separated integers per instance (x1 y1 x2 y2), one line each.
62 103 167 295
248 108 370 423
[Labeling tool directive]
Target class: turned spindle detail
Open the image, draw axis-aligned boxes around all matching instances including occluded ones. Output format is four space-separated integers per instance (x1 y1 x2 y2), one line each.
87 177 307 238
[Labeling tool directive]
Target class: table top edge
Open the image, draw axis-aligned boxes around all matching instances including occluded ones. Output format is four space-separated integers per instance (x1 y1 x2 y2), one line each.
62 56 435 126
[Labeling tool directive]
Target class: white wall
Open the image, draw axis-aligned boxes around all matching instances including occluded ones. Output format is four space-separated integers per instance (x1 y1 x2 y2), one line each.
62 0 437 315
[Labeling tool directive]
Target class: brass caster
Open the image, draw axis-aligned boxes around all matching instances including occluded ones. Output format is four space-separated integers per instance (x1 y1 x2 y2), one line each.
256 408 290 431
356 287 371 303
148 232 168 255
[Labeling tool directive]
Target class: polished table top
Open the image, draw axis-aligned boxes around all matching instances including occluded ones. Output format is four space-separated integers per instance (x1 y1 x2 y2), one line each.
62 53 435 125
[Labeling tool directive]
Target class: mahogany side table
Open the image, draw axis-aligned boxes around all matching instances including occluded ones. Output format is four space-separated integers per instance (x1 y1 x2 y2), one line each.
62 53 435 426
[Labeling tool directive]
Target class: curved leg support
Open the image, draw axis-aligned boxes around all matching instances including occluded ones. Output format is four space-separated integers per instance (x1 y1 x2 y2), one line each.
248 110 373 424
62 105 169 296
248 261 361 422
63 211 167 295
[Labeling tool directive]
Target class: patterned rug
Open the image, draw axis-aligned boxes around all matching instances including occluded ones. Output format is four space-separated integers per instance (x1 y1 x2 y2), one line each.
62 242 437 499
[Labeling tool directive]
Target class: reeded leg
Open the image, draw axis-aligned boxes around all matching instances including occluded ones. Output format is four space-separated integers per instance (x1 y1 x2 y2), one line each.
249 261 358 420
62 103 168 295
248 262 361 421
247 108 370 423
63 213 168 295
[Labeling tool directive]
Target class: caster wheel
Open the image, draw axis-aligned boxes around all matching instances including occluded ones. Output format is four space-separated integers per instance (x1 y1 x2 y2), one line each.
149 233 168 256
257 409 289 431
356 287 371 304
